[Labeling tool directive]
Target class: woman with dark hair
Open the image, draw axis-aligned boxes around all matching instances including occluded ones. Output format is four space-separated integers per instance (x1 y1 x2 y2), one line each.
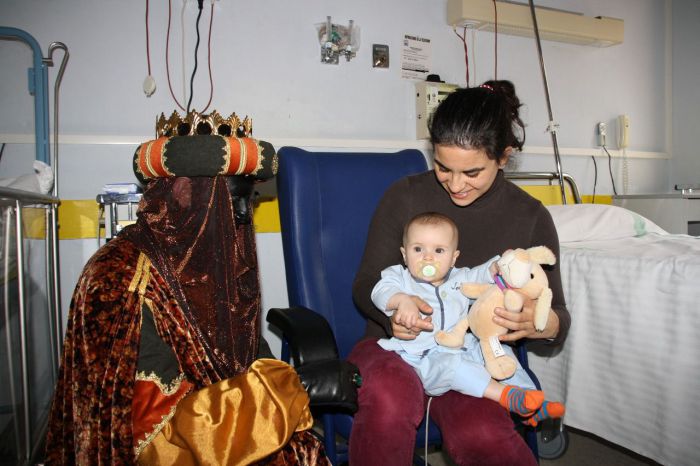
349 80 570 465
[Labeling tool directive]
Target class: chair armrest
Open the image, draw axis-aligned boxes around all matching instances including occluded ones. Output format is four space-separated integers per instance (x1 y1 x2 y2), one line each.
296 359 361 413
267 306 361 413
266 306 340 366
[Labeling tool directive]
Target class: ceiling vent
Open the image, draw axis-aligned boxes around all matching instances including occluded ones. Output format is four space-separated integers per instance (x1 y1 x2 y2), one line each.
447 0 624 47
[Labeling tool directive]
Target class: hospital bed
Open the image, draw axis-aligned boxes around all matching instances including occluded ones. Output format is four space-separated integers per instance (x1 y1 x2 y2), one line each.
512 173 700 466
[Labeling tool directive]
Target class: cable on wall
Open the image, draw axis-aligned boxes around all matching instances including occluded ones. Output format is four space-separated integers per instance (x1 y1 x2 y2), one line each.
602 145 618 195
470 26 477 87
143 0 156 97
590 155 597 204
145 0 151 76
180 0 188 105
166 0 186 111
186 0 205 114
453 26 470 86
200 1 215 113
159 0 215 113
622 147 629 194
492 0 498 79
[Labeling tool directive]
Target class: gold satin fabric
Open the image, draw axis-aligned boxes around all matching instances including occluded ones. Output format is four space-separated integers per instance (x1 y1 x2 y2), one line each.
138 359 313 465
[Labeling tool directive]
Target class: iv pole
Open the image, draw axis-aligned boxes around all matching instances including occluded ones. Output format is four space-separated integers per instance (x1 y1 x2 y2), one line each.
528 0 567 204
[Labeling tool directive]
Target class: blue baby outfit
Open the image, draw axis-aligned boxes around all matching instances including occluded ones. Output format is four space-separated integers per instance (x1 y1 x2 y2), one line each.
372 260 536 397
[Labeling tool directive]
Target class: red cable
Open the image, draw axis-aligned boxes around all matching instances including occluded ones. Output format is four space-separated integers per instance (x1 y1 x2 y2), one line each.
166 0 186 111
493 0 498 80
201 2 215 114
145 0 152 75
453 27 469 87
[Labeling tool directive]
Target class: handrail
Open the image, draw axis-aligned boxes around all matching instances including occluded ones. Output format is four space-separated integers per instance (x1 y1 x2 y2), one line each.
0 27 51 165
0 186 60 205
505 171 582 204
47 42 69 197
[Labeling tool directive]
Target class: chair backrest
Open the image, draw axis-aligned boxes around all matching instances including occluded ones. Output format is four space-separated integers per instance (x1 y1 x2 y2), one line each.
276 147 429 358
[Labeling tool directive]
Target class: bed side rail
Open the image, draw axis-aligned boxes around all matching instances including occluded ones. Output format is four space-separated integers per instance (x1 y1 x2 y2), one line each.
505 171 582 204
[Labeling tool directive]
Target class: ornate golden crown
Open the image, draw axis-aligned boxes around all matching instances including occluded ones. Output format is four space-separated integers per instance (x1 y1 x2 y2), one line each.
155 110 253 138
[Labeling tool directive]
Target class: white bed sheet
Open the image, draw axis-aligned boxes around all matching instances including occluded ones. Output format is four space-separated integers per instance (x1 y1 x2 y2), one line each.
528 233 700 466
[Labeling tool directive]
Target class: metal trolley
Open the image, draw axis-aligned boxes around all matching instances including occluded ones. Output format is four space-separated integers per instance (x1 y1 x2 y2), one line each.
96 192 143 241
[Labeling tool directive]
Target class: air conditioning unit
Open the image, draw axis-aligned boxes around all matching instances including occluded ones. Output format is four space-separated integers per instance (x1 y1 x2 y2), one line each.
447 0 623 47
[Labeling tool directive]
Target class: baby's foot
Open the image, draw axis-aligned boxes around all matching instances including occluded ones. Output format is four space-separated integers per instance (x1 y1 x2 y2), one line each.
522 400 566 427
499 386 544 416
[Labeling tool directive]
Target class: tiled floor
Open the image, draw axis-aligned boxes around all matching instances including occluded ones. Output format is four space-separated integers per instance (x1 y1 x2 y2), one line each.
420 426 660 466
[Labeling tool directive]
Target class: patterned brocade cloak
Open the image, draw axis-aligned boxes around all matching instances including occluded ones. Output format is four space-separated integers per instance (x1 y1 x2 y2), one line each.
45 177 329 465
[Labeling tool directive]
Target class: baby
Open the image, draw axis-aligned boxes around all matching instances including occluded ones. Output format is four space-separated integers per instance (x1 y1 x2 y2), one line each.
372 211 564 426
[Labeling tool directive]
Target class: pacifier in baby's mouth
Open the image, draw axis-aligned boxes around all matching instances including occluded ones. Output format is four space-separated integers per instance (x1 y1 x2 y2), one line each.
418 261 439 279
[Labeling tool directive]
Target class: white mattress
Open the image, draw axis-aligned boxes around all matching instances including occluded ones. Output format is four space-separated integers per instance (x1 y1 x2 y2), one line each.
529 233 700 466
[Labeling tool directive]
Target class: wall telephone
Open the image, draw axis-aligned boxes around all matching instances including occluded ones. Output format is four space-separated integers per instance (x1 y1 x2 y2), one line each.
617 114 630 149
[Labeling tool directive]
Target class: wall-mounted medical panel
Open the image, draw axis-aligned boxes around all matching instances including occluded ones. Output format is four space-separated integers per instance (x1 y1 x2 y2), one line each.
447 0 624 47
416 81 459 139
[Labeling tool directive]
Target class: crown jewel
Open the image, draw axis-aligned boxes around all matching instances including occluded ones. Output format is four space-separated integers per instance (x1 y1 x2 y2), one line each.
156 110 253 138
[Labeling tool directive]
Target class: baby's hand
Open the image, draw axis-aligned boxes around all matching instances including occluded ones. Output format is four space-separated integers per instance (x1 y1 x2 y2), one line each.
393 306 422 329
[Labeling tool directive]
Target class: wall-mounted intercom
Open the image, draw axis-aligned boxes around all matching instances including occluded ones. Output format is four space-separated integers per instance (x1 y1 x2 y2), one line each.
415 81 459 139
617 114 630 149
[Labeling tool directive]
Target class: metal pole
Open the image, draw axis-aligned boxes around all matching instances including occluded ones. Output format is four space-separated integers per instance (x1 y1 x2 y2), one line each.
3 207 22 463
50 203 63 359
44 209 58 382
527 1 567 204
47 42 69 198
14 201 31 462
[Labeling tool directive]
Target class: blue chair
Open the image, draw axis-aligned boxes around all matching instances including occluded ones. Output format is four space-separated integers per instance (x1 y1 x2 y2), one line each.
267 146 542 464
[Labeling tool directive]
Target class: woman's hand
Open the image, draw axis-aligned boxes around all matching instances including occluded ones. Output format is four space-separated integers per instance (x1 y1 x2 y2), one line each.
390 295 434 340
494 295 560 342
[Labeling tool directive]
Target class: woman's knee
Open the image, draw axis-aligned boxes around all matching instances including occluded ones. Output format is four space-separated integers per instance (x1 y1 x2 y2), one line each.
349 339 425 424
432 392 537 466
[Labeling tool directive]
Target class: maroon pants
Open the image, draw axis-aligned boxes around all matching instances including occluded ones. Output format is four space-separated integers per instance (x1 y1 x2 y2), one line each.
347 338 538 466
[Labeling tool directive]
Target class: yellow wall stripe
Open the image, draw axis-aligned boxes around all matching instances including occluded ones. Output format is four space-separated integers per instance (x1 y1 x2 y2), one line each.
253 197 281 233
58 200 100 239
56 191 610 239
58 197 282 239
518 185 613 205
20 208 47 239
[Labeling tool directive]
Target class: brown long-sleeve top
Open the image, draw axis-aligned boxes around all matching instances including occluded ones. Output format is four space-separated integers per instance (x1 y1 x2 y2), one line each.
352 169 570 346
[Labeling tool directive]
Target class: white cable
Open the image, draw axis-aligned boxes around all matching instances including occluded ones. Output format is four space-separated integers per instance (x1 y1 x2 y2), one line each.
622 147 629 194
470 26 477 87
180 0 188 106
424 396 434 466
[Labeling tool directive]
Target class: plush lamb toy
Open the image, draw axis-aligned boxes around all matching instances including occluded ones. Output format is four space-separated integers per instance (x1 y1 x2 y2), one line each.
435 246 556 381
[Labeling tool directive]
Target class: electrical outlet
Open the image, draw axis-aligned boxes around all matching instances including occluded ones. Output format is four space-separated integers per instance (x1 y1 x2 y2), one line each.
597 122 607 147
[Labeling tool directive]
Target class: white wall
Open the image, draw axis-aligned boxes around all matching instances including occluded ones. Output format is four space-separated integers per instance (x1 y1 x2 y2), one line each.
671 0 700 187
2 0 688 356
1 0 673 191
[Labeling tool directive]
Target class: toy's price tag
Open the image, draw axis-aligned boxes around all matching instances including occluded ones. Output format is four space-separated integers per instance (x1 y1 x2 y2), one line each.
489 335 506 358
